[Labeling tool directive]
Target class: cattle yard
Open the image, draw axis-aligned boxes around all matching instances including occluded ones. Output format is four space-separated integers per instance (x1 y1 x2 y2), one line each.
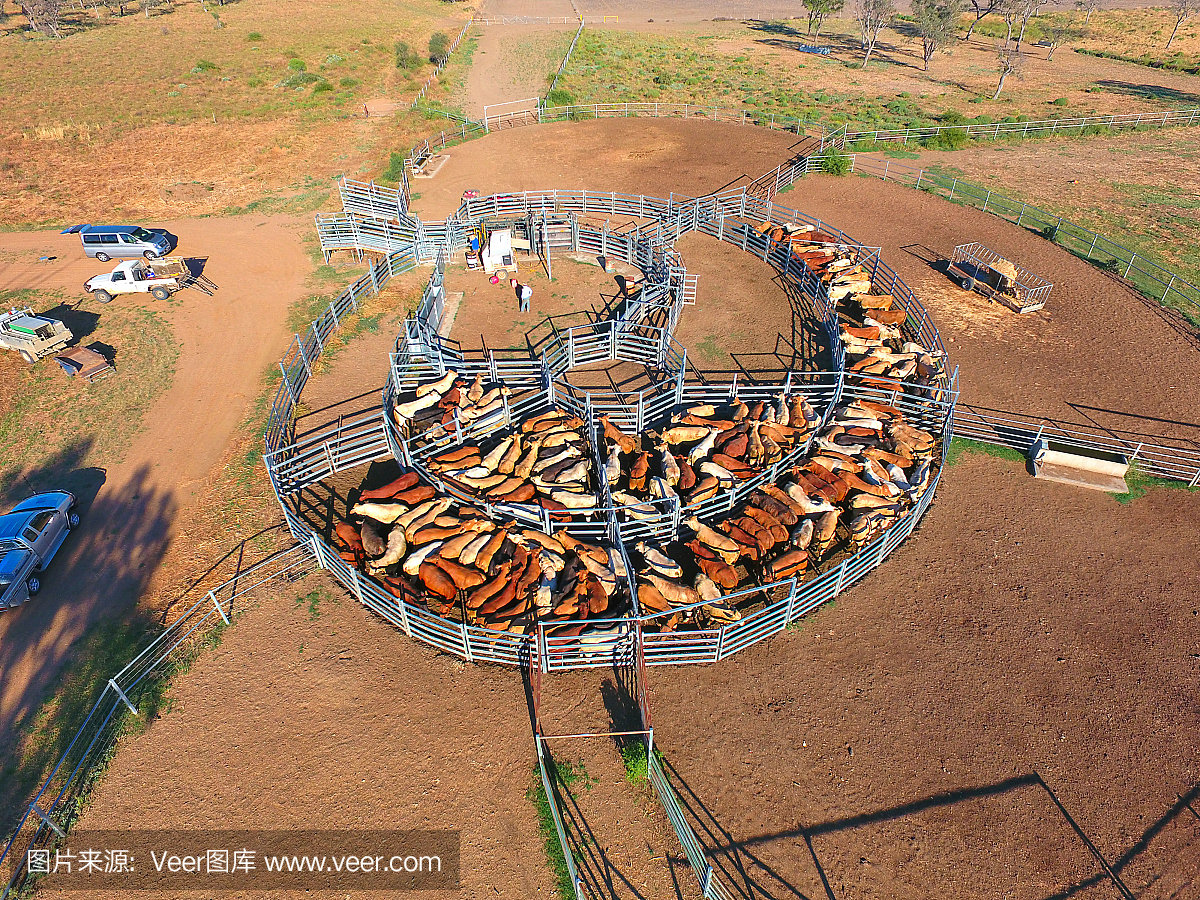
2 2 1200 897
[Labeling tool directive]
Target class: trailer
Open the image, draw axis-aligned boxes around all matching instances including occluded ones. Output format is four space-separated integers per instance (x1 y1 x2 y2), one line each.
0 308 73 363
947 242 1053 314
84 257 218 304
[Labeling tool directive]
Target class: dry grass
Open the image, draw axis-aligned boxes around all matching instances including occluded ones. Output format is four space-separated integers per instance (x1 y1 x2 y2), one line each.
0 0 468 225
557 18 1200 133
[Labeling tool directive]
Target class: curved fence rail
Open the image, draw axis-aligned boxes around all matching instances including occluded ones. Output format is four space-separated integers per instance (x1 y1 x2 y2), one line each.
267 186 960 674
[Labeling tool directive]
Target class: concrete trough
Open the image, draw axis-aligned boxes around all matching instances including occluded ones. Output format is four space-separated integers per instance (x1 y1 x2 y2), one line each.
1029 438 1129 492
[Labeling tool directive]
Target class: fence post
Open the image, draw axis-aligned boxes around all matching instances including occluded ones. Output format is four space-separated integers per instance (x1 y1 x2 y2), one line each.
1087 233 1098 259
1051 217 1061 241
295 333 312 378
1123 254 1135 279
914 170 922 190
279 362 297 403
1161 274 1176 303
983 190 990 212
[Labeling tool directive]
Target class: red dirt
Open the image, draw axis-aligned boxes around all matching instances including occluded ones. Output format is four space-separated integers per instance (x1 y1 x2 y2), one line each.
35 117 1200 900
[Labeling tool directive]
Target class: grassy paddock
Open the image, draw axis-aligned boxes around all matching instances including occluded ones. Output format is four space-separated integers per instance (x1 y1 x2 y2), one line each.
0 289 178 506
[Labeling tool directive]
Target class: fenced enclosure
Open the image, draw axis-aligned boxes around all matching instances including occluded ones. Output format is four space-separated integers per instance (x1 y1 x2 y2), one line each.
0 540 314 898
269 183 963 673
951 241 1053 314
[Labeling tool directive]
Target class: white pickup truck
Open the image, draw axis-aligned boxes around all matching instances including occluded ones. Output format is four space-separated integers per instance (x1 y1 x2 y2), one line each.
84 257 216 304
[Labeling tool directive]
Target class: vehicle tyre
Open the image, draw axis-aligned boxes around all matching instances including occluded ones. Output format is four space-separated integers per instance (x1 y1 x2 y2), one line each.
20 350 36 364
94 289 113 304
26 576 40 597
151 286 171 301
96 252 111 262
144 250 159 260
495 268 508 281
68 511 81 530
960 275 975 292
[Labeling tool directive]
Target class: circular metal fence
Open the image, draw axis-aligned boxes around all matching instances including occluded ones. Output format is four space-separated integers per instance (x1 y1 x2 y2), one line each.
265 189 958 671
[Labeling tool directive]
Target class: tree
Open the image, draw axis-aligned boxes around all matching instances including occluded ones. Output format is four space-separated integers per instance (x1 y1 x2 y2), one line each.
854 0 895 65
964 0 1002 39
913 0 961 69
998 0 1020 43
993 42 1024 98
395 40 424 70
21 0 62 35
1075 0 1099 25
1040 21 1078 58
1014 0 1044 48
428 30 450 63
1166 0 1194 50
803 0 845 37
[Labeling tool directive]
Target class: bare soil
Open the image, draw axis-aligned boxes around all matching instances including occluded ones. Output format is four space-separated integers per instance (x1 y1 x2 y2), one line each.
33 116 1200 900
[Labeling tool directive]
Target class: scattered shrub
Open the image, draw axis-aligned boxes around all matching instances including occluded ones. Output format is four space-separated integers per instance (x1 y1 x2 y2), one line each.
939 110 967 125
395 40 423 70
246 31 263 41
280 71 322 88
546 88 575 107
817 147 852 175
312 80 333 93
428 31 450 62
381 151 405 182
1050 97 1069 106
192 59 219 72
325 53 343 65
339 77 359 88
287 58 306 71
922 128 969 150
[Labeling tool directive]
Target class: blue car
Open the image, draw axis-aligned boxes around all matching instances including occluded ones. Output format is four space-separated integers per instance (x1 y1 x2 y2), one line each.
0 491 79 610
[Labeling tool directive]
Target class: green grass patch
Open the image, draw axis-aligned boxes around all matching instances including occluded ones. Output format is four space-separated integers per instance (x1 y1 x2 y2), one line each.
1109 462 1200 504
0 290 178 505
527 758 591 900
945 436 1027 468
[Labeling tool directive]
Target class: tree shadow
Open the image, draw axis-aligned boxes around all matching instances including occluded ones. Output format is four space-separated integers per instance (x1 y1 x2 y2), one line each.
0 456 176 832
1091 80 1200 106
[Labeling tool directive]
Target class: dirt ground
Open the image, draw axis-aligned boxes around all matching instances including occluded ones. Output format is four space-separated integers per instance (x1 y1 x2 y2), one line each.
21 116 1200 900
0 217 310 751
461 24 576 119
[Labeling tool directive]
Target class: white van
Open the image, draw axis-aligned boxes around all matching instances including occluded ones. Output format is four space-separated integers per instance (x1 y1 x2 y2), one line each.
63 224 174 261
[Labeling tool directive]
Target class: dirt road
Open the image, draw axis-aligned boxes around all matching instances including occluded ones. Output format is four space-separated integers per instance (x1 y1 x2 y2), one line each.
0 217 309 749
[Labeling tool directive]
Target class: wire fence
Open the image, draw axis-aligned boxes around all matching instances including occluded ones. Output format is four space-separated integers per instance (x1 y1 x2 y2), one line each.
952 404 1200 486
0 540 314 897
841 107 1200 148
410 17 474 108
545 19 584 103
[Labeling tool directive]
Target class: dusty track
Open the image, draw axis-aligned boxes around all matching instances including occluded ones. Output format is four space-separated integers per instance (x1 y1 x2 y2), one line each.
0 217 309 749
